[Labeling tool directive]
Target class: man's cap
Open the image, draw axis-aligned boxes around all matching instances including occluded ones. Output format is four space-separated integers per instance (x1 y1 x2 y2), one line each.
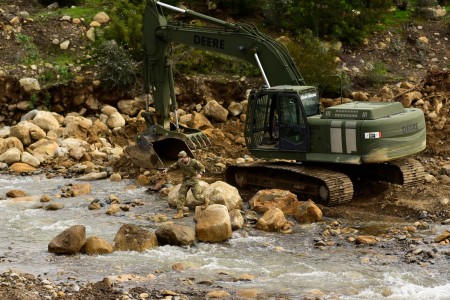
178 151 188 158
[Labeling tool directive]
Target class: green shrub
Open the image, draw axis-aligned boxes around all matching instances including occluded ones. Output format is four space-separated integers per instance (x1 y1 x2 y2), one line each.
93 40 139 90
104 0 146 59
39 65 74 88
38 0 85 7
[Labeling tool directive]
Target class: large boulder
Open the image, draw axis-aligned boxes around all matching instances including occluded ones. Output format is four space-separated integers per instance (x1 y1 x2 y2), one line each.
9 162 36 173
81 236 114 255
250 189 299 215
229 209 245 230
60 137 88 150
293 200 323 224
65 183 91 197
255 208 286 232
31 111 60 132
167 181 209 209
118 98 146 116
155 224 196 246
0 126 10 138
203 100 228 122
21 152 40 167
27 139 58 160
48 225 86 254
0 137 24 155
203 181 242 211
63 116 93 140
10 121 46 146
194 204 232 243
19 78 40 92
10 123 31 146
113 224 158 252
188 112 213 130
106 112 126 129
0 147 21 165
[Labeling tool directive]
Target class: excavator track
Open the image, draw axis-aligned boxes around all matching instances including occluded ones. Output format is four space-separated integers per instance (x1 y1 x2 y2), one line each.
388 158 425 187
226 162 354 206
226 159 425 206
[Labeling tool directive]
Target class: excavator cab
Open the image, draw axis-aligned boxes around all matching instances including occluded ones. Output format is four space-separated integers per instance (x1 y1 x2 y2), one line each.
245 86 315 154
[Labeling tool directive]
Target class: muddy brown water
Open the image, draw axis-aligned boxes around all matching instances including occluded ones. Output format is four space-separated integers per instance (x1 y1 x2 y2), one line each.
0 174 449 299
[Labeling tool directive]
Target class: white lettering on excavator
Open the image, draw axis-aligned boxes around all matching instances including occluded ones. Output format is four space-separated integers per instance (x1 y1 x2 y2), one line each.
194 35 225 49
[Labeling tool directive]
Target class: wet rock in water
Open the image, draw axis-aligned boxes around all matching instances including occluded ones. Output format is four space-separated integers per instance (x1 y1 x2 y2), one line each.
150 213 169 223
206 290 230 298
167 181 209 209
203 181 242 211
155 223 196 246
194 204 232 243
11 195 40 202
44 203 64 210
249 189 299 215
434 230 450 243
293 200 323 223
40 194 51 202
6 189 28 198
255 208 286 232
120 205 130 211
137 174 151 186
88 201 102 210
81 236 113 255
106 203 120 215
148 173 169 191
113 224 158 251
355 235 378 245
229 209 244 230
109 173 121 181
48 225 86 254
64 183 91 196
77 171 108 181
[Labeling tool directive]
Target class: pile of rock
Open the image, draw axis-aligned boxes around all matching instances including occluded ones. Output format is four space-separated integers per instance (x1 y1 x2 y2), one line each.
0 106 127 174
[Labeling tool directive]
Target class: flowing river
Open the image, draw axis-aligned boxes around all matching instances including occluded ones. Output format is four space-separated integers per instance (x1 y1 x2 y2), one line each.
0 174 449 299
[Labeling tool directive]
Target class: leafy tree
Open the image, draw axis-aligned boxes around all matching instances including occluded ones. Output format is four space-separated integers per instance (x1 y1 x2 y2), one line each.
285 30 347 94
264 0 393 44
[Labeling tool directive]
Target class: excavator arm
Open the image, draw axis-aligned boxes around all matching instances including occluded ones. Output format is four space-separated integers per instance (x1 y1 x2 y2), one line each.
142 0 307 128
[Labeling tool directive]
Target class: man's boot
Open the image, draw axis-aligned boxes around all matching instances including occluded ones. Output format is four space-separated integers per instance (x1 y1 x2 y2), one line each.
173 210 184 219
201 198 210 210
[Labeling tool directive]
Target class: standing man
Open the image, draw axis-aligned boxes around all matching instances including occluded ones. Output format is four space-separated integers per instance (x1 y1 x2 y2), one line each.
163 151 209 219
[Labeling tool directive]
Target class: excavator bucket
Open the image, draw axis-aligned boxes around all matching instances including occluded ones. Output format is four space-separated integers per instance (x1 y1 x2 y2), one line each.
125 123 211 169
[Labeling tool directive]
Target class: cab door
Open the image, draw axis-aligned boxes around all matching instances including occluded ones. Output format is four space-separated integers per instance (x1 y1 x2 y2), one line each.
277 93 309 151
